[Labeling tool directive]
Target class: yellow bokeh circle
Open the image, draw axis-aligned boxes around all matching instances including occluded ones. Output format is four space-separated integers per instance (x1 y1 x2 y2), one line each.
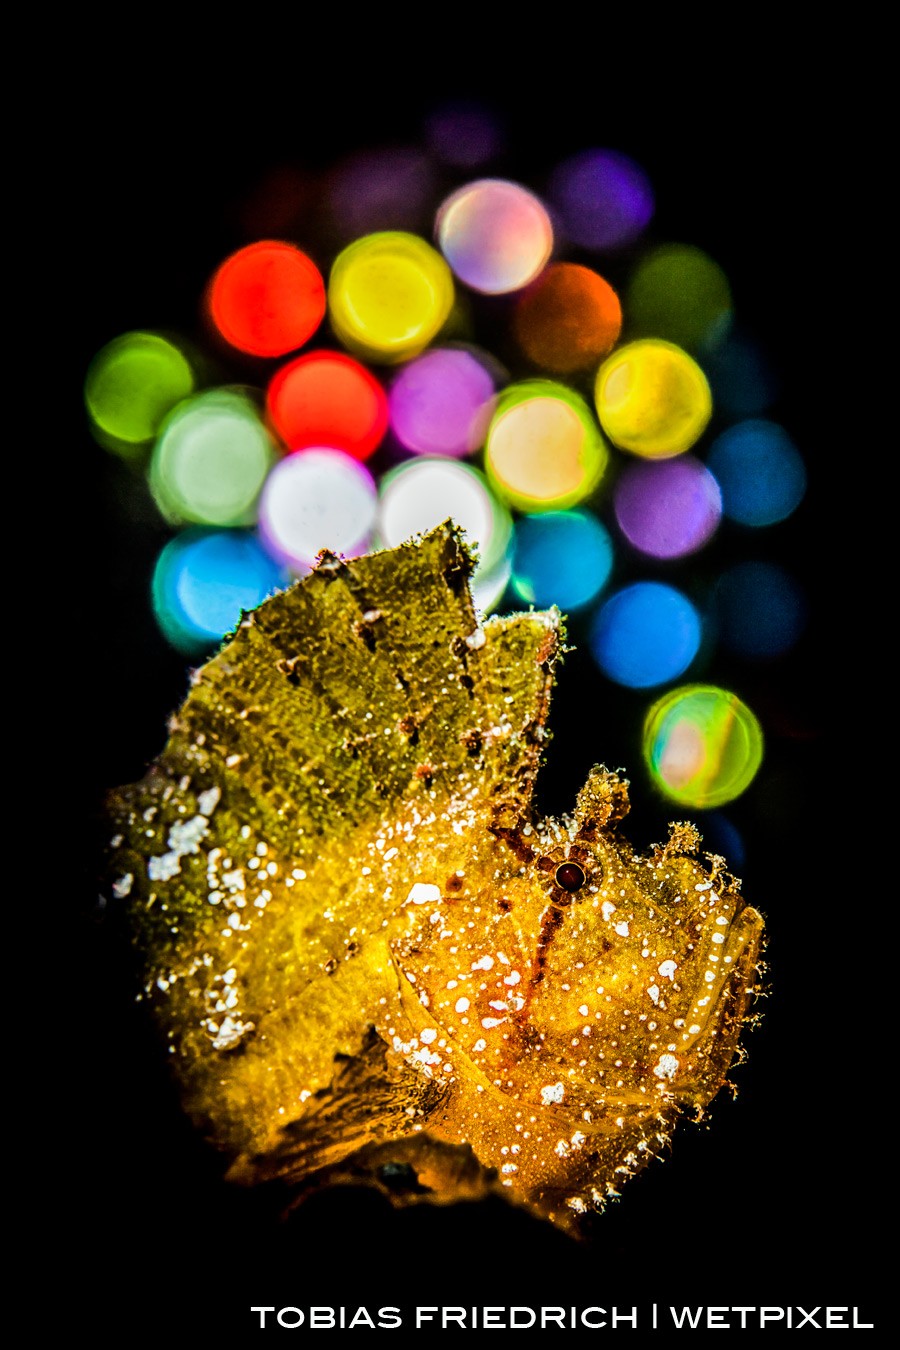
594 338 712 459
329 231 454 363
486 380 607 512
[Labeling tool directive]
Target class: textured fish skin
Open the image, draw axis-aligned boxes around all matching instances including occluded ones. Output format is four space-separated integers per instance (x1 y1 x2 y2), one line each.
108 523 764 1233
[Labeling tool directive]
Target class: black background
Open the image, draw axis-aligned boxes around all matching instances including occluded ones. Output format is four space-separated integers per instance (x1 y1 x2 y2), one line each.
50 37 885 1337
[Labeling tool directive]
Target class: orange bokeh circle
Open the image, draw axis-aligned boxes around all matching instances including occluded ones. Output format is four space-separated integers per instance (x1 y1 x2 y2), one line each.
513 263 622 374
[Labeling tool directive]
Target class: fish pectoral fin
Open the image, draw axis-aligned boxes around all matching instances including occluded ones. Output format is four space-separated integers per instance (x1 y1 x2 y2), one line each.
227 1025 448 1188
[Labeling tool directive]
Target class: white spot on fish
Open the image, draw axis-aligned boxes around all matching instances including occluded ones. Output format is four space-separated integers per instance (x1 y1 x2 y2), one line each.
197 787 220 816
407 882 441 905
148 852 181 882
653 1053 680 1080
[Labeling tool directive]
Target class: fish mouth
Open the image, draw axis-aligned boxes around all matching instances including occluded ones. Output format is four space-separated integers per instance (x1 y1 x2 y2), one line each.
665 900 765 1096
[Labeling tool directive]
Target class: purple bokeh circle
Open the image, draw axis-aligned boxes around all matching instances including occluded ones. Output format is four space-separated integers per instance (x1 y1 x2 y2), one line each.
614 455 722 559
549 149 654 251
389 348 496 458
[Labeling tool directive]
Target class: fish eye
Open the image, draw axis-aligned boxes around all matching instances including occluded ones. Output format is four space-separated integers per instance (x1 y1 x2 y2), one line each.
555 861 585 892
